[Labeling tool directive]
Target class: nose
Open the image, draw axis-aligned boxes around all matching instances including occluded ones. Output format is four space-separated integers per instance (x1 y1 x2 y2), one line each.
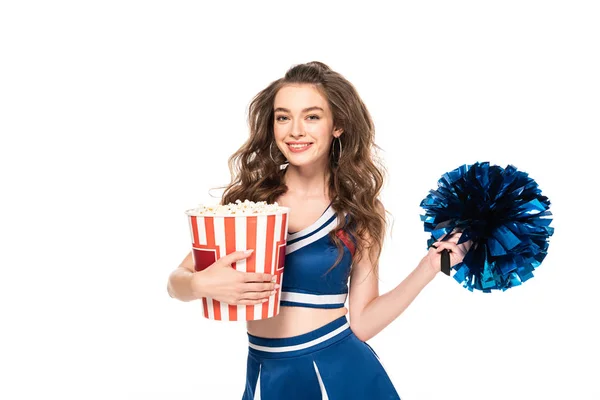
290 118 305 138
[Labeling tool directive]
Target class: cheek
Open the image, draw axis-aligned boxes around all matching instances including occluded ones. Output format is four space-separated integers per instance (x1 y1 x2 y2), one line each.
307 122 332 138
273 124 287 138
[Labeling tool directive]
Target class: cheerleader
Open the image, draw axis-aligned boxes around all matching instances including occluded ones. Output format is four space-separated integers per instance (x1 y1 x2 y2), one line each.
167 61 472 399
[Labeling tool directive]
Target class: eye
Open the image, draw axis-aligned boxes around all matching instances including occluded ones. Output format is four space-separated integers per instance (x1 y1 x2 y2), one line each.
275 115 289 121
307 115 320 120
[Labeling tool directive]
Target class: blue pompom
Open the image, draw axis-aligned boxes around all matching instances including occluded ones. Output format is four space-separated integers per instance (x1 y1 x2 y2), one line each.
420 162 554 292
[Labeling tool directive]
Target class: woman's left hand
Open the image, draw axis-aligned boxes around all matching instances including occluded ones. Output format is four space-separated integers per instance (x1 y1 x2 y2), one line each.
423 230 473 275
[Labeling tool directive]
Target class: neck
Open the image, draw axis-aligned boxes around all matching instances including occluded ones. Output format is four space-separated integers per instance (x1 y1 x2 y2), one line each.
283 163 331 199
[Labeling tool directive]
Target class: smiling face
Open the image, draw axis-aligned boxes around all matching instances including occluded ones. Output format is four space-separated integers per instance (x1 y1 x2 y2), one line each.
272 84 342 170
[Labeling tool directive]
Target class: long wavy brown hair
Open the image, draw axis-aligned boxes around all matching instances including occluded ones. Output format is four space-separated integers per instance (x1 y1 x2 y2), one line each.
215 61 389 274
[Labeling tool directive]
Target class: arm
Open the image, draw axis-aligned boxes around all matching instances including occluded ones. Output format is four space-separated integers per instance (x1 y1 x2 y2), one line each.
167 250 278 304
167 251 199 302
348 202 459 342
348 255 436 342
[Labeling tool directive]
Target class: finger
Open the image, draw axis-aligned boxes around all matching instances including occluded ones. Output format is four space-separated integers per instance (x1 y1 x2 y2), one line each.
235 298 270 305
217 249 255 267
433 241 461 254
448 235 461 244
243 272 276 283
243 282 278 292
457 240 473 253
445 231 464 244
241 290 277 300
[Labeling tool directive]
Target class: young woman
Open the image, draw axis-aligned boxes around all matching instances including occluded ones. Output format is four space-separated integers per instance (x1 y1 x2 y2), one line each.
167 61 472 399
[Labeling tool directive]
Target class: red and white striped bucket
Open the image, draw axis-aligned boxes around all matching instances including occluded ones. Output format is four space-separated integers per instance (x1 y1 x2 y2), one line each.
185 209 290 321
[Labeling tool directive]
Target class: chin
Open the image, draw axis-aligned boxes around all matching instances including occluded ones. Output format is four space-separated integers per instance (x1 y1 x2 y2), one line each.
286 156 327 168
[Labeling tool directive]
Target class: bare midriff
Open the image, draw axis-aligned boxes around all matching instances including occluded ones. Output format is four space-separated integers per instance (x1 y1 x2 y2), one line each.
246 306 348 338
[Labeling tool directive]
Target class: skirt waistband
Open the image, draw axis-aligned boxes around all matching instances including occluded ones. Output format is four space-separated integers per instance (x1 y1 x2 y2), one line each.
247 315 351 359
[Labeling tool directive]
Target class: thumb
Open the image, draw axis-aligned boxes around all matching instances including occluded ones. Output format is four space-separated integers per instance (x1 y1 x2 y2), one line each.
217 249 254 267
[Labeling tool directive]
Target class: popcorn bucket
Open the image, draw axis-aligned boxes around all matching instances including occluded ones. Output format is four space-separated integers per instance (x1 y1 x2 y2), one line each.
185 206 290 321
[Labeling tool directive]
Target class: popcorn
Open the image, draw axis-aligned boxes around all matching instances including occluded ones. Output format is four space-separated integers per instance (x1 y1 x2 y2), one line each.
185 199 286 216
184 199 290 321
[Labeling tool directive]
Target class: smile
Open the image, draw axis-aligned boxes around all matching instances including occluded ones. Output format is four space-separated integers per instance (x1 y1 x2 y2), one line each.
287 143 313 153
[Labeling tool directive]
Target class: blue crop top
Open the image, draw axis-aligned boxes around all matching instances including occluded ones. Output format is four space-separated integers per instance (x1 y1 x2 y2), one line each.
280 203 356 309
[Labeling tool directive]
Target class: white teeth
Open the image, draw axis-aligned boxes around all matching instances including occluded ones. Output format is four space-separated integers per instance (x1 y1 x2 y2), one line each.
289 144 310 149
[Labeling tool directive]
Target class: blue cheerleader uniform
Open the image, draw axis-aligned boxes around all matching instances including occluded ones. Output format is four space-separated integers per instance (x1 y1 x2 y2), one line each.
243 203 401 399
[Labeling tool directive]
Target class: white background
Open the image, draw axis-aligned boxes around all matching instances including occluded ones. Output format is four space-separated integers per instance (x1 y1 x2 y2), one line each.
1 1 599 399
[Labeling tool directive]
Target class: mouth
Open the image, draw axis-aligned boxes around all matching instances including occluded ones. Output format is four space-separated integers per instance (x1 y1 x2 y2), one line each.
286 142 313 153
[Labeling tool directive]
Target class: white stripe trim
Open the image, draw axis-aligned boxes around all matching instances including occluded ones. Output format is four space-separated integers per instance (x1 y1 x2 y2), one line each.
235 216 247 321
287 204 335 240
313 361 330 400
214 217 229 321
365 343 395 385
207 296 214 319
280 291 347 305
248 322 350 353
254 215 267 318
254 364 261 400
235 217 247 272
286 217 339 255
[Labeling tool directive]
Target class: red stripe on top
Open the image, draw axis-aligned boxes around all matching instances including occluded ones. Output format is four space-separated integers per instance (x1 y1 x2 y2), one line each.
336 229 356 256
245 216 257 320
224 217 237 321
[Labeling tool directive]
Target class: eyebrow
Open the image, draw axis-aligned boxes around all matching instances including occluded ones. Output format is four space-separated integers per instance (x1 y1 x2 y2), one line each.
273 106 325 113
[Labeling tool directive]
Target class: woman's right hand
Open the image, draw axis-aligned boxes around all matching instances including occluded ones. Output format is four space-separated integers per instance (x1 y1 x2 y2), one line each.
190 250 279 305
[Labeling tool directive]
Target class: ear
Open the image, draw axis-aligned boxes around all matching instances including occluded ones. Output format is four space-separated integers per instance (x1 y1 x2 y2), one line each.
334 127 344 138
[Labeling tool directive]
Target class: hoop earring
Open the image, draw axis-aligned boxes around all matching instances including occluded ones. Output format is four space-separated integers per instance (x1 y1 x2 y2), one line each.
332 136 342 163
269 142 277 163
270 142 288 169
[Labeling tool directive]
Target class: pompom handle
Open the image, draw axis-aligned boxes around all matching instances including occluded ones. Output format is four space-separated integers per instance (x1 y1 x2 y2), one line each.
440 250 451 276
430 243 451 276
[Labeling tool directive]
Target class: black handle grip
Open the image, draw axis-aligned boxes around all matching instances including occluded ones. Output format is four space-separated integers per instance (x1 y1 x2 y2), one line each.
440 249 451 276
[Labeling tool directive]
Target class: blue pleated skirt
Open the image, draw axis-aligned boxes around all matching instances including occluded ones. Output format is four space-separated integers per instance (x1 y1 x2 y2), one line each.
243 315 400 399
